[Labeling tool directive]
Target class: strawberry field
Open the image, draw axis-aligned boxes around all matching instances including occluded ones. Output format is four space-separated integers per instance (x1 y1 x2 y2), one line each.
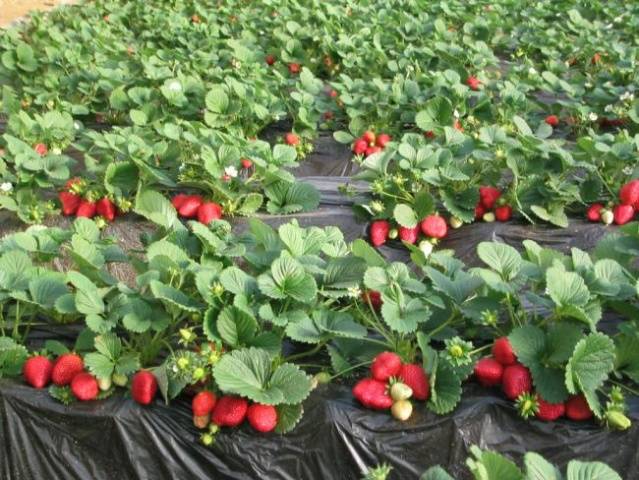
0 1 638 479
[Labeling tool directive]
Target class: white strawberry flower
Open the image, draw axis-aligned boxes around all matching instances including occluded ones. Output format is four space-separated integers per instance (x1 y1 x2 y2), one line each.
604 104 614 113
620 91 634 102
168 80 182 92
588 112 598 122
73 121 81 130
623 166 633 175
453 109 460 118
528 67 537 75
224 166 238 178
0 182 13 192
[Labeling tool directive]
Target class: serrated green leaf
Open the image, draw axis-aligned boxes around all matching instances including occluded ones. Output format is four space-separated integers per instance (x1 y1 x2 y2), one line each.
477 242 522 280
565 461 621 480
565 333 615 395
428 361 461 414
275 403 304 434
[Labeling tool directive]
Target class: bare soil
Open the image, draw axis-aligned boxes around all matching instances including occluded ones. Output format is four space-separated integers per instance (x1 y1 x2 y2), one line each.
0 0 75 27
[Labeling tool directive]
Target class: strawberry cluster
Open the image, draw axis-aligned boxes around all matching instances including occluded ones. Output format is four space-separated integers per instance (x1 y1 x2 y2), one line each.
369 213 448 257
475 186 513 222
473 337 593 422
352 130 391 158
352 352 430 422
587 179 639 226
194 393 278 444
172 194 223 224
58 178 118 222
22 352 157 404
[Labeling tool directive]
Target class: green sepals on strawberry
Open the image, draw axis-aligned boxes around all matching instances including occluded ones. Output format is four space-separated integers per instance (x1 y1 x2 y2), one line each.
398 363 429 401
370 352 402 382
212 395 249 427
369 220 390 247
501 363 531 400
71 372 99 401
51 353 84 386
131 370 158 406
23 355 53 389
352 378 393 410
247 403 278 433
49 385 74 405
473 357 503 387
420 214 447 239
516 392 539 419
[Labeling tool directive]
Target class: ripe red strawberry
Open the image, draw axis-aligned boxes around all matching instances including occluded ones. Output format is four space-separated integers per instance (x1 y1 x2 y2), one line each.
247 403 278 433
288 63 300 74
192 390 217 429
284 132 299 146
479 186 501 210
96 197 116 222
369 220 390 247
613 204 635 225
51 353 84 386
453 119 463 131
171 194 189 210
375 134 391 148
536 395 565 421
565 394 593 421
365 146 382 157
586 203 604 222
495 205 512 222
241 158 253 169
265 54 275 66
473 357 504 387
361 290 382 310
424 131 435 139
475 202 487 220
502 364 532 400
619 179 639 206
23 355 53 389
191 14 201 23
71 372 99 401
59 192 81 216
466 76 481 91
131 370 158 405
545 115 559 127
329 89 338 98
371 352 402 382
492 337 516 365
398 225 420 244
323 111 333 121
178 195 203 218
398 363 430 401
591 53 601 65
420 215 447 239
34 143 48 156
197 202 223 224
352 378 393 410
76 200 97 218
362 131 376 144
212 395 249 427
352 139 368 155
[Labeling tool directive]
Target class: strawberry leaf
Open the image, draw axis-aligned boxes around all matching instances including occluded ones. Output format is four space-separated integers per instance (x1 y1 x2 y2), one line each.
565 333 616 396
565 460 622 480
275 403 304 434
420 466 455 480
0 337 28 377
477 242 522 281
427 360 462 415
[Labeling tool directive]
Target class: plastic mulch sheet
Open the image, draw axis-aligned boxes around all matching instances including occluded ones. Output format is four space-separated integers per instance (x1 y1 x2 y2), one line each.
0 379 637 480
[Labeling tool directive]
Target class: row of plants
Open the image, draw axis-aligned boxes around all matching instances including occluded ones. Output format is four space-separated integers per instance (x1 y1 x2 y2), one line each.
0 0 638 230
363 447 623 480
0 217 637 438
